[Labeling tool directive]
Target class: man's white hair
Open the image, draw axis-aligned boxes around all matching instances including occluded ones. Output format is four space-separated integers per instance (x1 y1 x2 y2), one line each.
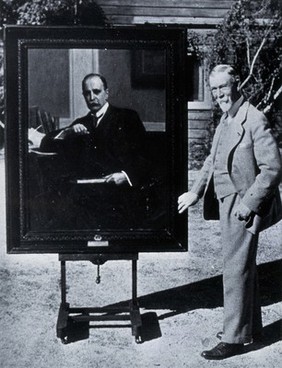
209 64 240 84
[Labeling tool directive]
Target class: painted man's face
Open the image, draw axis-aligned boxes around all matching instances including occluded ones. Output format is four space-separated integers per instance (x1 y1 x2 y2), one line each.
82 76 109 113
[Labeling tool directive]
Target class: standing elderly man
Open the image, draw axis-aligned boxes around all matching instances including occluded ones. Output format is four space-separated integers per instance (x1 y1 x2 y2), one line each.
178 64 282 360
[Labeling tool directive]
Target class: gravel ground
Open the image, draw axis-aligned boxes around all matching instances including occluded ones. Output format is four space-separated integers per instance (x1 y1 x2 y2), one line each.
0 153 281 368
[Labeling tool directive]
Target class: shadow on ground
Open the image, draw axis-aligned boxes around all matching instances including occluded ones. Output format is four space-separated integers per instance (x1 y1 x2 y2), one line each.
243 319 282 353
61 259 281 345
137 259 282 316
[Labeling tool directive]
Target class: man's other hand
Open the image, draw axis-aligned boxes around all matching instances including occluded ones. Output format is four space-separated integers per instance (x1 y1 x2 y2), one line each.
234 202 252 221
104 172 128 185
178 192 199 214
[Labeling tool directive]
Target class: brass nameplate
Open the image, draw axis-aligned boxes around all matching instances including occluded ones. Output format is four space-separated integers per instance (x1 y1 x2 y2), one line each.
87 241 109 247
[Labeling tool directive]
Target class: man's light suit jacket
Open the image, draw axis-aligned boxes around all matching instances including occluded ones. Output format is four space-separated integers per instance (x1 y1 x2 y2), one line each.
191 100 282 234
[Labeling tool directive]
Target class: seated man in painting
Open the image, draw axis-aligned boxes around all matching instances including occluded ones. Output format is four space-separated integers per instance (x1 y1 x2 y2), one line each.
37 73 157 229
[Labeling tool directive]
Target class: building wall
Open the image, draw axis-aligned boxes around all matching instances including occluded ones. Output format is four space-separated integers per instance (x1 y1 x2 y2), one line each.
95 0 234 163
95 0 234 25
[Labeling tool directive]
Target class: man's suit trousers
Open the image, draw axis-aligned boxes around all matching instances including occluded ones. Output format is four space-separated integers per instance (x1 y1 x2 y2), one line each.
219 193 263 344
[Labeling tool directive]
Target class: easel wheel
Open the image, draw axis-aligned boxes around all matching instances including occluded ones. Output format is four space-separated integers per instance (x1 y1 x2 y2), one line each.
135 332 142 344
61 336 69 344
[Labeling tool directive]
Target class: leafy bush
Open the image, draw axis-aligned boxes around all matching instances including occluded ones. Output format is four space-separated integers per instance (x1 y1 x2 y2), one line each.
204 0 282 119
16 0 107 26
188 0 282 166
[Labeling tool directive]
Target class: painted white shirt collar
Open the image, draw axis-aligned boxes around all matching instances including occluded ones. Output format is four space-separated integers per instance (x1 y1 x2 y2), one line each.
93 102 109 126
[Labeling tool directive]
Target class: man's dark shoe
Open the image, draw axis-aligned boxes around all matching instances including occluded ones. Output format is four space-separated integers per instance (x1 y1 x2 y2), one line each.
201 342 244 360
216 331 263 343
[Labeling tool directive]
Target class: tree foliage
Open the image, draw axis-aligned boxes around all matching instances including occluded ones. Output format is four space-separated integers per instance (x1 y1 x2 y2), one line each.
16 0 107 26
0 0 107 34
204 0 282 116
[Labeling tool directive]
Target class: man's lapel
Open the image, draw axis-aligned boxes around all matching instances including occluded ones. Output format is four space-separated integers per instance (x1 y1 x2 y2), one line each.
96 104 115 130
226 101 250 174
211 115 225 161
229 100 249 149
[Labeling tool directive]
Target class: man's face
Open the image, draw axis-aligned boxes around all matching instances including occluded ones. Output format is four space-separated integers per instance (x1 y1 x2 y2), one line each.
82 76 109 113
209 71 238 113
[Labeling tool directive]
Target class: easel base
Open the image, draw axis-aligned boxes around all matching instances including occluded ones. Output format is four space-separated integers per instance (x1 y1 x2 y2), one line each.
56 253 142 344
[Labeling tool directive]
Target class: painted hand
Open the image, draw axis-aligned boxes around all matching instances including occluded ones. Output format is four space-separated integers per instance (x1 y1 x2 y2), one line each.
104 172 128 185
70 124 90 135
57 124 90 139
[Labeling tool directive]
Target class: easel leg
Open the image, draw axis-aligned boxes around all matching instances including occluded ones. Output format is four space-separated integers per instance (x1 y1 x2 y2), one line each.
56 261 70 343
130 259 142 343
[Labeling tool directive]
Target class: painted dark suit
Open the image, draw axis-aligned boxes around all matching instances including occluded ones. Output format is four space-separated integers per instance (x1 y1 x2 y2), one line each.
40 104 148 186
38 104 151 229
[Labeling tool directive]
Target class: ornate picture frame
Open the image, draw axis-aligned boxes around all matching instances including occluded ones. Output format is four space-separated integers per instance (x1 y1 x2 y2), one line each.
4 25 187 253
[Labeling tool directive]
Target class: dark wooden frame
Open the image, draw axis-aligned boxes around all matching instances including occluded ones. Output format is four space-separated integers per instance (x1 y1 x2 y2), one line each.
4 25 188 254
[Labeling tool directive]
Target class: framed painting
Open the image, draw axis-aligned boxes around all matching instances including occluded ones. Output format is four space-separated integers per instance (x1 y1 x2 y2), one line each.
4 25 188 253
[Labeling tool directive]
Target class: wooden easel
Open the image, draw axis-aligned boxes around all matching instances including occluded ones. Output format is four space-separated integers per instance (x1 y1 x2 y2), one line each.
56 253 142 344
